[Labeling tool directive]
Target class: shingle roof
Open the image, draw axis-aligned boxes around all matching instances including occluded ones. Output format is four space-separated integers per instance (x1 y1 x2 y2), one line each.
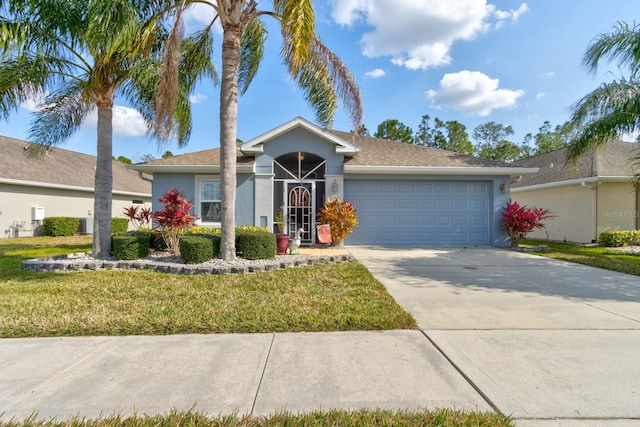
140 128 514 169
328 130 513 168
512 141 640 188
0 135 151 194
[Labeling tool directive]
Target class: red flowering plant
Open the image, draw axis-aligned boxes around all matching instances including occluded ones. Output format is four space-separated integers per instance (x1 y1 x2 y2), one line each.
152 188 199 255
501 201 553 247
123 206 153 231
318 198 358 246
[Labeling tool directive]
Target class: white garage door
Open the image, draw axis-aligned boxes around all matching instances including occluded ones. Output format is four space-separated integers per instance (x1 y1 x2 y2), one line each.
344 180 490 246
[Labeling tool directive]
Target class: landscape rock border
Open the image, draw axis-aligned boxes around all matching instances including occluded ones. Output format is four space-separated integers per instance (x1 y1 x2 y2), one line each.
21 252 355 275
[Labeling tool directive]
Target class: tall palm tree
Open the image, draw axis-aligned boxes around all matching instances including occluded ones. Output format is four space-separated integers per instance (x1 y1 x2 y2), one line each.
0 0 214 258
157 0 362 261
567 21 640 162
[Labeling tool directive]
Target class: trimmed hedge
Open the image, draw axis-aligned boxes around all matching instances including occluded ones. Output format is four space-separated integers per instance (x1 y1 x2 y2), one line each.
236 231 276 260
42 217 80 237
187 226 269 234
179 235 215 264
598 230 640 247
112 233 150 260
111 217 129 234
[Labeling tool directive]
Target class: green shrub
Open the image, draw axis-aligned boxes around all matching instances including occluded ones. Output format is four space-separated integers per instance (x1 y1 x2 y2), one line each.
112 234 150 260
598 230 640 247
180 235 214 264
111 217 129 234
42 217 80 237
236 231 276 260
187 226 268 235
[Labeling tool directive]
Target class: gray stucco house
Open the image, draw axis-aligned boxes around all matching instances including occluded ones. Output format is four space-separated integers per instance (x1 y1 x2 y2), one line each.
131 117 537 247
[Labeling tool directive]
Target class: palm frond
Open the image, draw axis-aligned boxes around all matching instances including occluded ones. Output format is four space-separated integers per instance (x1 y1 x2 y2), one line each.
155 0 186 142
28 81 93 148
238 18 266 95
567 78 640 162
583 21 640 76
275 0 315 77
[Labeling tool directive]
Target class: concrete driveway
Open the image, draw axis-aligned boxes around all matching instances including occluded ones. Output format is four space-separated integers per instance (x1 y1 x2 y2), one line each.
349 246 640 426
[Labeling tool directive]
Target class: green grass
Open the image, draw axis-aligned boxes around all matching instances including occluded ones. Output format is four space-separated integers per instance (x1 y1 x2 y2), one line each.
522 238 640 276
0 408 514 427
0 236 415 338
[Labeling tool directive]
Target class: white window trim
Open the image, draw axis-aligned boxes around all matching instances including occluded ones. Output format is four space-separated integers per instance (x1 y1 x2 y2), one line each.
195 175 221 227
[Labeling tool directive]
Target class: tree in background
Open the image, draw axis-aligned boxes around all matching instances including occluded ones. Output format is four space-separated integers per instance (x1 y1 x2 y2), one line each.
0 0 207 258
157 0 362 261
116 155 133 164
161 150 174 158
473 122 521 162
374 119 413 143
567 21 640 162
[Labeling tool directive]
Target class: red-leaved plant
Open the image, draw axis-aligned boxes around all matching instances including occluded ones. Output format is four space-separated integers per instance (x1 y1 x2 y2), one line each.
153 188 199 255
123 206 153 231
501 201 553 247
318 198 358 246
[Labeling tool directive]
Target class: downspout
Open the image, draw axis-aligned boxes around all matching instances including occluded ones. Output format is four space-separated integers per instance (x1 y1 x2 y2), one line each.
137 171 153 183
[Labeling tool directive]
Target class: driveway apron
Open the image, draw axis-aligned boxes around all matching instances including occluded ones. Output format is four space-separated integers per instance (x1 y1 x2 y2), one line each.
349 246 640 425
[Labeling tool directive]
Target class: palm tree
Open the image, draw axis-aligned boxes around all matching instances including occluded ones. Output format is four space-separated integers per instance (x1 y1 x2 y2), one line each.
157 0 363 261
567 21 640 162
0 0 214 258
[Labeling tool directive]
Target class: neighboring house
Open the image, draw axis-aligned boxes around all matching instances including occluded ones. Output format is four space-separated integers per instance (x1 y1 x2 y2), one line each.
511 141 640 244
0 135 152 238
130 117 537 247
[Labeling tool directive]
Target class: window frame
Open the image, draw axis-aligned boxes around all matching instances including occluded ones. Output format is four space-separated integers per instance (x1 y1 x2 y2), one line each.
195 175 222 227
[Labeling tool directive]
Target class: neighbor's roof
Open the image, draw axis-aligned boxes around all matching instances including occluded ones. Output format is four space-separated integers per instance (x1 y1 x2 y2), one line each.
133 123 533 175
0 135 151 195
512 141 640 188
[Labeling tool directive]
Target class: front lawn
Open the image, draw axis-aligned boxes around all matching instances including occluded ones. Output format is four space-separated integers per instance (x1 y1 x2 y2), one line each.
0 236 416 338
0 408 514 427
522 238 640 276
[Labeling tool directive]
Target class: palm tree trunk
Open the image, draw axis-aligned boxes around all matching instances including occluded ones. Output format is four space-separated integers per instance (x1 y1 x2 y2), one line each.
219 25 241 261
93 104 113 258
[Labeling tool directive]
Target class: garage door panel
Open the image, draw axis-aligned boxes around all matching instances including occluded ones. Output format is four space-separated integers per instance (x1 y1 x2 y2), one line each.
345 180 490 246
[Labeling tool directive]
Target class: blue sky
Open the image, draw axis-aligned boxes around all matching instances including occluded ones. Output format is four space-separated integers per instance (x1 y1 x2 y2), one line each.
2 0 639 162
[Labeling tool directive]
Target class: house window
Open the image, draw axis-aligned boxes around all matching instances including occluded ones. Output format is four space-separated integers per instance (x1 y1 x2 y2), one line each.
199 179 221 224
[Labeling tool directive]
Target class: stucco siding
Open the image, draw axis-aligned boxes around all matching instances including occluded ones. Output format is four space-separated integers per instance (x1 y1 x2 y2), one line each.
512 185 595 243
1 183 150 238
151 174 195 213
596 182 638 234
236 174 255 226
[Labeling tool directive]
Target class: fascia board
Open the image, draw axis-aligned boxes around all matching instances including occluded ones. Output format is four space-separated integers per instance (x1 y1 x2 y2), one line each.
511 175 634 193
0 177 151 197
344 165 539 176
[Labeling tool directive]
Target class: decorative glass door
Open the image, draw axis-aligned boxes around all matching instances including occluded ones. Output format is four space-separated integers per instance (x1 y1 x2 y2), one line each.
273 151 326 246
286 183 314 245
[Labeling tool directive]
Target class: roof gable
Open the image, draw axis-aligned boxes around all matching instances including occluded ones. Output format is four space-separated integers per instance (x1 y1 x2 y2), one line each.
512 141 640 188
240 117 359 155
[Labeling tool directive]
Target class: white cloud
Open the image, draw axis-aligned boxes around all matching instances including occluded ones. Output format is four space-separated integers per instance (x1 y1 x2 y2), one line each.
426 70 524 116
536 92 546 99
183 1 222 32
83 105 148 137
494 3 528 24
331 0 527 70
189 93 206 104
20 91 48 111
543 71 555 78
365 68 386 78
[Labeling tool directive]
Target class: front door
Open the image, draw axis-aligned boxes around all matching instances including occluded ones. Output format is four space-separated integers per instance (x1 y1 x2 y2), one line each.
273 151 326 246
286 182 314 245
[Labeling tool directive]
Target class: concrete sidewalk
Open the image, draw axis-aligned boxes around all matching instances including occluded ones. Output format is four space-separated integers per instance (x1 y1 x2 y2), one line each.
0 331 491 421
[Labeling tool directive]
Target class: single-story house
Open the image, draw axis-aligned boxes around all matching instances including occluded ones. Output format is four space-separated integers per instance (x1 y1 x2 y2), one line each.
130 117 537 247
0 135 152 238
511 141 640 244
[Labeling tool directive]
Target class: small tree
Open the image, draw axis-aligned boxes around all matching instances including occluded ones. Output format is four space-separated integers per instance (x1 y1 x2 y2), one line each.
501 201 553 247
153 188 199 255
318 198 358 246
123 206 153 231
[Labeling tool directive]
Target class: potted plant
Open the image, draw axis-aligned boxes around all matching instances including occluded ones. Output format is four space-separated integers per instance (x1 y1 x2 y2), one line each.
274 205 289 254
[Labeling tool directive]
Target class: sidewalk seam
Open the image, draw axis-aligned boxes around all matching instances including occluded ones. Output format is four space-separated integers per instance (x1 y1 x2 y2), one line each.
250 333 275 415
420 330 503 416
